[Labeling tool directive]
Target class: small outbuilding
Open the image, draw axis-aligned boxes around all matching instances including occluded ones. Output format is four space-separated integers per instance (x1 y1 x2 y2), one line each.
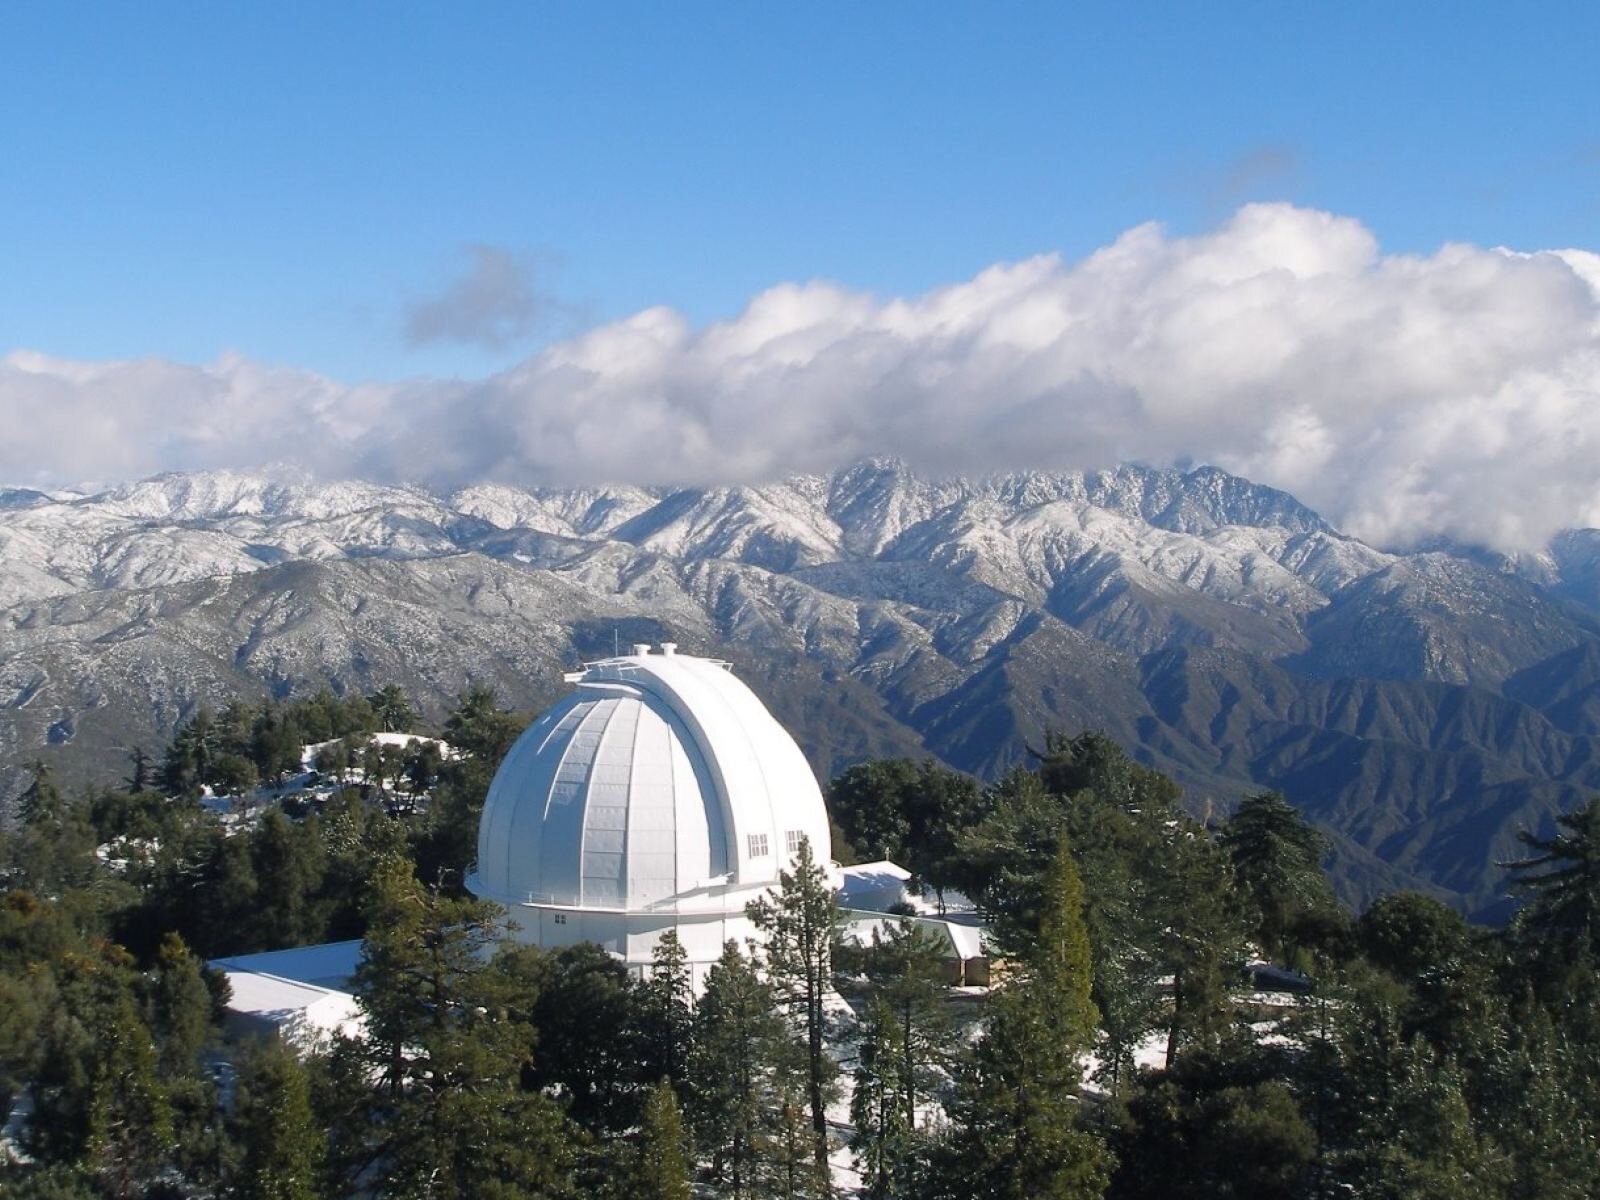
209 939 365 1050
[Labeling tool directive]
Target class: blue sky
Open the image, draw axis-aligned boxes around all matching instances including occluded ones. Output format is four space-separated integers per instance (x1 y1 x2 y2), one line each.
3 2 1596 382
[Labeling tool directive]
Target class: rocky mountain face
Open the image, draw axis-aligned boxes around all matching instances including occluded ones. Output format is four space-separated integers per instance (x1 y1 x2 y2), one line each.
5 459 1599 918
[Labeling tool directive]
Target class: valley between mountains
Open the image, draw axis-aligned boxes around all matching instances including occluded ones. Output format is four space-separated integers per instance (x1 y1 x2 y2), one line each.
8 458 1600 918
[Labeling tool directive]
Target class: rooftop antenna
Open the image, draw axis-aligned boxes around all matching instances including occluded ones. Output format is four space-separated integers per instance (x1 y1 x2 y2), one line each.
613 627 620 658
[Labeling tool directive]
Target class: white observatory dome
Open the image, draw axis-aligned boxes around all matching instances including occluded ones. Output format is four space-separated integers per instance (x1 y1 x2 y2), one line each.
467 644 835 984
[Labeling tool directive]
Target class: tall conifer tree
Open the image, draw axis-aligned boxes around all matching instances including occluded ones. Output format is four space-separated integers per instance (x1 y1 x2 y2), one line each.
631 1077 693 1200
342 860 575 1199
231 1039 326 1200
850 998 913 1199
687 941 786 1199
639 929 694 1085
1221 791 1338 967
747 836 842 1183
930 843 1110 1200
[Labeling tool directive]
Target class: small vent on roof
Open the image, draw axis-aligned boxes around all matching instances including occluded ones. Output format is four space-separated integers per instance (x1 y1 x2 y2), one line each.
660 642 677 656
631 643 652 656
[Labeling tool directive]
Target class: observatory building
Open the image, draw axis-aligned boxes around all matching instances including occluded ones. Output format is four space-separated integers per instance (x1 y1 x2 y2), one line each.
209 644 989 1046
466 644 839 989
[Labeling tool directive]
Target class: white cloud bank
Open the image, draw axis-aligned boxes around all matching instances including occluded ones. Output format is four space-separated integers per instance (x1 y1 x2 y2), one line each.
5 203 1600 551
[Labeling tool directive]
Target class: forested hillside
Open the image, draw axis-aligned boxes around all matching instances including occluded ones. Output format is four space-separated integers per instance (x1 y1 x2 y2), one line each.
3 698 1597 1198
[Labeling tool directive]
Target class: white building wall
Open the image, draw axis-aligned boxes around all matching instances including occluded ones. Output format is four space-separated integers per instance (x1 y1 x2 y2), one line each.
499 900 763 992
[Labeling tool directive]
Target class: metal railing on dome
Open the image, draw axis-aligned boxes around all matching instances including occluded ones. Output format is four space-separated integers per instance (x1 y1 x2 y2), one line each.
479 872 747 916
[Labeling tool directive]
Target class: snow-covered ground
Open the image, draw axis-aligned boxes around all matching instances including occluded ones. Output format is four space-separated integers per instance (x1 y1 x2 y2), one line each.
97 733 459 853
299 731 456 771
1081 1029 1181 1094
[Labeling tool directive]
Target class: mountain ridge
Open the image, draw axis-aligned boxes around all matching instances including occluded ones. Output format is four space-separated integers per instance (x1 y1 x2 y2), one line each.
6 458 1600 918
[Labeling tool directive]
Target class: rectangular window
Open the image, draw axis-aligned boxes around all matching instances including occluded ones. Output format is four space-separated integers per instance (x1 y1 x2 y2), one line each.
748 833 770 858
553 913 567 925
786 829 805 854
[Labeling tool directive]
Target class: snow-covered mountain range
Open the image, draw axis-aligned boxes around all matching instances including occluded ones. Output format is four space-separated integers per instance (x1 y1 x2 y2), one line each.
8 459 1600 916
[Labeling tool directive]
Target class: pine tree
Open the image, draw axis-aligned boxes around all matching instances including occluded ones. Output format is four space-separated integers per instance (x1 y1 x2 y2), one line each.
361 738 384 789
947 732 1195 1092
367 685 418 734
932 843 1111 1200
163 706 218 795
1034 841 1101 1048
249 811 326 949
250 709 304 784
444 685 527 766
1355 891 1501 1058
370 741 402 795
27 947 174 1197
1155 829 1247 1065
344 859 576 1198
1221 791 1339 967
1475 1003 1600 1200
213 751 260 797
144 932 214 1076
313 738 351 779
630 1077 693 1200
18 760 65 829
827 760 918 863
0 968 46 1130
1356 1044 1510 1200
825 759 984 897
8 762 95 893
850 998 913 1199
231 1038 326 1200
1503 796 1600 997
639 929 694 1084
125 746 152 793
404 737 444 796
218 700 258 761
861 919 951 1137
760 1062 830 1200
747 835 842 1182
687 941 786 1199
522 941 653 1135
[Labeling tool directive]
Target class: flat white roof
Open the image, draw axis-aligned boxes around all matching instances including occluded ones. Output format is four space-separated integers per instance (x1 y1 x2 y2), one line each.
840 860 913 888
841 911 989 961
210 938 364 991
219 968 349 1017
209 940 368 1050
839 860 978 916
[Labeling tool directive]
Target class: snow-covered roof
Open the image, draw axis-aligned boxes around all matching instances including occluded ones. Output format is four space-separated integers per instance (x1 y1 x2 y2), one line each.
468 646 832 913
841 860 912 887
840 912 989 961
839 860 914 911
210 938 364 991
839 860 978 917
209 940 367 1050
945 921 985 960
220 970 343 1015
215 971 363 1049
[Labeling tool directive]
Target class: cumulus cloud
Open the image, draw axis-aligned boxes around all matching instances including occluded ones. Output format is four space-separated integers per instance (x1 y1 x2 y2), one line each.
5 203 1600 551
403 244 550 348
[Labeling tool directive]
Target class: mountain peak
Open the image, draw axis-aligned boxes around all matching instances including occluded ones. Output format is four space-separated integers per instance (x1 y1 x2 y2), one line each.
8 456 1600 918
